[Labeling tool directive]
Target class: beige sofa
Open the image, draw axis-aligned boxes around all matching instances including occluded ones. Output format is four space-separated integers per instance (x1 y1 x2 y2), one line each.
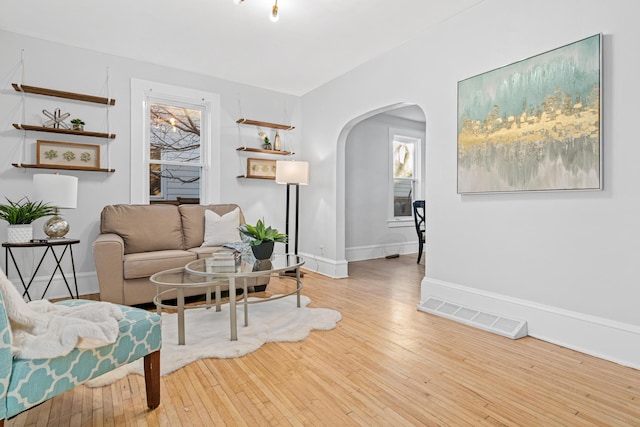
93 203 266 305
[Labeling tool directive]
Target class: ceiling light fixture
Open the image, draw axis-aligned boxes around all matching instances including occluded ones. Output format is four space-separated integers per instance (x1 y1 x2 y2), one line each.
233 0 280 22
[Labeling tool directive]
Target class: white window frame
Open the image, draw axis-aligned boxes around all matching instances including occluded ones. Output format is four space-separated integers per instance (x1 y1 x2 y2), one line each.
130 79 220 204
388 127 421 228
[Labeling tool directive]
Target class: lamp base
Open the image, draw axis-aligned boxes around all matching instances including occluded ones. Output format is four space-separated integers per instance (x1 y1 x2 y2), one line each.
44 214 70 239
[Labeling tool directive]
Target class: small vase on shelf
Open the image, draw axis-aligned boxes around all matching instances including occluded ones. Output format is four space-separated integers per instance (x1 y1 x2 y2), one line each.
274 131 281 151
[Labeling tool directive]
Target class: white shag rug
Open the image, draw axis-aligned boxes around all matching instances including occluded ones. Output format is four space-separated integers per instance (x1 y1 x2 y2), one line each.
86 295 341 387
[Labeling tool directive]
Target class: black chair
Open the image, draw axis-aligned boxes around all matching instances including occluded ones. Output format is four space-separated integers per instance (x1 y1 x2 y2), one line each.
413 200 425 263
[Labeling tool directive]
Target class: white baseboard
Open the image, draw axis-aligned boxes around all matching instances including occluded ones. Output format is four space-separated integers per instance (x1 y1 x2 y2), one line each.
299 252 348 278
346 242 418 262
421 277 640 370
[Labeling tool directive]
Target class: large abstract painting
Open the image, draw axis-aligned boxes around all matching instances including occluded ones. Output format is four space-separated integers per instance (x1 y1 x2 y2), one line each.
457 34 602 193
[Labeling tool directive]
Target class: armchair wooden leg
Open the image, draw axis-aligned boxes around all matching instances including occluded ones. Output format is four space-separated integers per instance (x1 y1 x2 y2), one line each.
143 350 161 409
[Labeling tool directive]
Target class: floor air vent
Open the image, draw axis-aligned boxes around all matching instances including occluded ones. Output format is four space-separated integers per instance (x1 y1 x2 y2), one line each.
418 297 528 339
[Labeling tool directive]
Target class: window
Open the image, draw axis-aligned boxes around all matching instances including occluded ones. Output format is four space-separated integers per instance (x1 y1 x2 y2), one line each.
389 129 421 224
148 102 203 202
131 79 220 204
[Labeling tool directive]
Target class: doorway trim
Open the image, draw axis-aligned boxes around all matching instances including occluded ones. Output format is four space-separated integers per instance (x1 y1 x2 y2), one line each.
336 102 425 276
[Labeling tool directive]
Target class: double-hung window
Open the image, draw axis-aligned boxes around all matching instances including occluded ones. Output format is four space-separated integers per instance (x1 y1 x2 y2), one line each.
131 79 220 204
389 129 421 225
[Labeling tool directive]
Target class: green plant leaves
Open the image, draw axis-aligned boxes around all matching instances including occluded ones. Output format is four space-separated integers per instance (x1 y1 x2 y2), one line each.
0 197 56 224
239 218 287 247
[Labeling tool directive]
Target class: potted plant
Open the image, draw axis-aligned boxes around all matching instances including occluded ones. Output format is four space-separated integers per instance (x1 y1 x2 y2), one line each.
239 219 287 260
0 197 56 243
258 131 271 150
70 118 85 131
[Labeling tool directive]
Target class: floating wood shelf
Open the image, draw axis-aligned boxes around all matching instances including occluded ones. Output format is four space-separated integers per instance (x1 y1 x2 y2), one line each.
236 118 294 130
12 163 115 173
236 147 294 155
12 84 116 105
12 124 116 139
236 175 276 180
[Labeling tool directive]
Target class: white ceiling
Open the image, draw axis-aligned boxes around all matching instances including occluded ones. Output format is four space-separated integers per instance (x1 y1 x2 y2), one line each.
1 0 482 96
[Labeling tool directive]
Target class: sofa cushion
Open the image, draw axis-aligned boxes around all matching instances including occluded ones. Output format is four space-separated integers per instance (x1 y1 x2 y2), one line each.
101 204 185 254
180 204 245 249
202 208 241 247
123 250 196 279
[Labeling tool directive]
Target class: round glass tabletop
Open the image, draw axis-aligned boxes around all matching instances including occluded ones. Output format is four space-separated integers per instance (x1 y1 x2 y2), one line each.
185 254 304 278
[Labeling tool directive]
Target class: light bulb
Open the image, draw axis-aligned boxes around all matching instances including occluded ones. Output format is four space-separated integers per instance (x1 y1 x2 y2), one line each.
270 3 279 21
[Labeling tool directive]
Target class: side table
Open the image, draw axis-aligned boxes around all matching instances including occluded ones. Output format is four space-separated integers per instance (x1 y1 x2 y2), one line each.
2 239 80 301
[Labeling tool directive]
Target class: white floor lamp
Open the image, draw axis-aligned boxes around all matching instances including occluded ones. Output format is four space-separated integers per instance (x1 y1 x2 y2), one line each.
275 160 309 258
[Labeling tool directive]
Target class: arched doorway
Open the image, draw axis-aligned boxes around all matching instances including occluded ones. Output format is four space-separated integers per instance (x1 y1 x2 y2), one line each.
336 103 426 274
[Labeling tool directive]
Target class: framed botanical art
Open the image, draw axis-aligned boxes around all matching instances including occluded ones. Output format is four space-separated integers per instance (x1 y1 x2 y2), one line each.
246 158 277 179
457 34 602 193
37 140 100 170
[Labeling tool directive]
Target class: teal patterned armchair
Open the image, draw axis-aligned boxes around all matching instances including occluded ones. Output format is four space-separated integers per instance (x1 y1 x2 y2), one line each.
0 292 162 425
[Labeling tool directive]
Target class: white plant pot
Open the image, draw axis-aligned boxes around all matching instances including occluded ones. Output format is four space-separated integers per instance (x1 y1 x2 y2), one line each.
7 224 33 243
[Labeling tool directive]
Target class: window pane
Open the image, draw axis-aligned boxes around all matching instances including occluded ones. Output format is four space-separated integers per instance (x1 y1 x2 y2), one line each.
393 140 415 179
149 103 201 164
149 164 201 201
393 179 413 217
148 102 203 201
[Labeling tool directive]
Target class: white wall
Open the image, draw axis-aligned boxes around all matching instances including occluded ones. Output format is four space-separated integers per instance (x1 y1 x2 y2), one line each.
345 112 425 261
0 30 302 298
301 0 640 367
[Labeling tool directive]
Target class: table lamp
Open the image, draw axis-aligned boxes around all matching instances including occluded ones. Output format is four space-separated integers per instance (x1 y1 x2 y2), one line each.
275 161 309 257
33 173 78 239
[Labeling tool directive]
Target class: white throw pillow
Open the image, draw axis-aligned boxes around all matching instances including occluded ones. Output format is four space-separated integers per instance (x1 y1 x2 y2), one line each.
201 208 241 247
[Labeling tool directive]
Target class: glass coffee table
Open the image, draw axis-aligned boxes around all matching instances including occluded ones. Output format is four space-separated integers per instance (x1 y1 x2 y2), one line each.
151 254 304 344
150 267 228 345
186 254 304 342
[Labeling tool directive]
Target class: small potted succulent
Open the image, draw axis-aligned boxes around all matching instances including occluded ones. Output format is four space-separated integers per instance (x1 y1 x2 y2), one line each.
239 219 287 260
70 118 85 131
258 131 271 150
0 197 56 243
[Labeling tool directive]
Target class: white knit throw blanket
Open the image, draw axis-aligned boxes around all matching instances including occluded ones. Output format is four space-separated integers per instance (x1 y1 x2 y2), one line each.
0 268 123 359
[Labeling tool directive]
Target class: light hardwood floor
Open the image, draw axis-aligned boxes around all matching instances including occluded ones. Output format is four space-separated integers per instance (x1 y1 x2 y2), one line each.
8 255 640 426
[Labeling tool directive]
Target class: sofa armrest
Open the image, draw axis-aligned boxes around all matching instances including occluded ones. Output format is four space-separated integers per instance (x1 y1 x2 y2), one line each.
93 233 126 304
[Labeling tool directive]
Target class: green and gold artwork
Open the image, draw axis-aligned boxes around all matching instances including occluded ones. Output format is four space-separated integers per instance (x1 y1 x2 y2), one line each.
457 34 601 193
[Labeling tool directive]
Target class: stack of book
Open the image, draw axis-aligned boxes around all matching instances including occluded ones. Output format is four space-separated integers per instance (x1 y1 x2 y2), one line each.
206 250 240 273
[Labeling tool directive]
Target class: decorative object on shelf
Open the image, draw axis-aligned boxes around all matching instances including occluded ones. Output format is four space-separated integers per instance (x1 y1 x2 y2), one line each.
239 219 287 260
246 158 277 179
233 0 280 22
70 118 85 131
37 140 100 169
274 130 282 151
258 131 271 149
42 108 70 129
457 33 602 193
0 197 56 243
276 161 309 259
33 174 78 239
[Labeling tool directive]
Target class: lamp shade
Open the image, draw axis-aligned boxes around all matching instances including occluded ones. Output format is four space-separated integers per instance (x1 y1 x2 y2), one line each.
33 174 78 209
275 161 309 185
